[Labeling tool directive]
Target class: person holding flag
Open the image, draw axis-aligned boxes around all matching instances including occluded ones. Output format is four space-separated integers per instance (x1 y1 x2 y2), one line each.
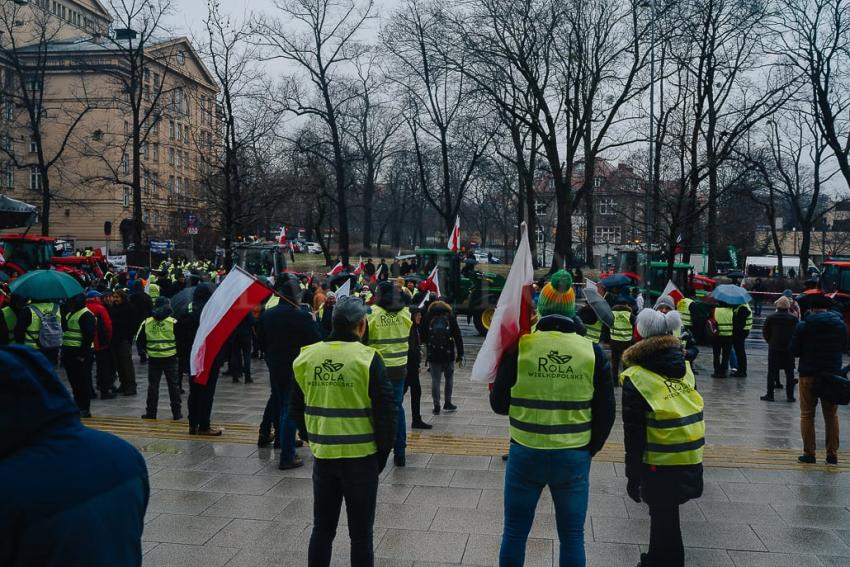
489 270 616 566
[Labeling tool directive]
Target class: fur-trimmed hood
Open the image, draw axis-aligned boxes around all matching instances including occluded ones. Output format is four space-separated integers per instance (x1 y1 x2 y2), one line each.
623 335 686 379
612 304 633 312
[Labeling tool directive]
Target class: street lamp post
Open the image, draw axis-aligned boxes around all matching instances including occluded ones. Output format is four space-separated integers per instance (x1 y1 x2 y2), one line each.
642 0 657 288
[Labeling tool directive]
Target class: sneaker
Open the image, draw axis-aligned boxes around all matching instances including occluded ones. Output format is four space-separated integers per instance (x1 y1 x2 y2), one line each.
141 413 156 420
826 455 838 465
798 455 816 464
279 458 304 470
394 454 406 467
433 406 441 415
443 403 457 412
411 419 433 430
197 426 223 436
257 432 274 448
760 395 774 402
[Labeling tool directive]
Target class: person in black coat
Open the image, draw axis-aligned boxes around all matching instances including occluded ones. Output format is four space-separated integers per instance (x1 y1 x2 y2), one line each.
621 310 703 567
405 307 431 429
0 346 149 567
256 274 322 468
761 296 799 402
420 300 465 414
129 281 152 363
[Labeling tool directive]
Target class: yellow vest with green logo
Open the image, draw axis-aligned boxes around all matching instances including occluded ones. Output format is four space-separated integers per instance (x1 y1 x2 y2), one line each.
510 331 596 450
677 298 693 328
25 302 58 349
293 341 378 459
63 307 92 348
367 305 412 368
140 317 177 358
611 310 633 343
585 320 602 343
737 304 753 332
622 363 705 466
2 306 17 342
714 307 733 337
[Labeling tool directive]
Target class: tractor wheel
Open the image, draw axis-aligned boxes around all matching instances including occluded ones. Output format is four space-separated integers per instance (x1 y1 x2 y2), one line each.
473 307 496 336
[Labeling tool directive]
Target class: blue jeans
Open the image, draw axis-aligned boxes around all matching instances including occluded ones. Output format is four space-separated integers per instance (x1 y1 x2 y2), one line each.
500 443 591 567
392 379 406 458
270 376 298 465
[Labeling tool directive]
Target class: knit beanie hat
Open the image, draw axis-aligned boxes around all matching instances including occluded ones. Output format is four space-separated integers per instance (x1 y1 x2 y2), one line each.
654 295 676 311
538 270 576 317
774 296 791 310
636 308 682 338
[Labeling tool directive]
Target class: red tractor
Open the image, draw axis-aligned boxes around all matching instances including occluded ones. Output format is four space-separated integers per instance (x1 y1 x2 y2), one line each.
0 235 106 285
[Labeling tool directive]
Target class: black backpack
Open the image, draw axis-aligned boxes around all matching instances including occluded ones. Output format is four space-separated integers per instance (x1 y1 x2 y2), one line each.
428 315 454 359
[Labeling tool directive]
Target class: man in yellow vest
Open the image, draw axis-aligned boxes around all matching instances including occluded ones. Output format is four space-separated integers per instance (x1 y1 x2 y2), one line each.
676 296 694 332
365 280 413 467
0 294 25 346
291 296 397 567
138 297 182 420
711 303 735 378
731 302 753 377
621 308 704 567
61 294 97 417
608 303 635 383
16 299 63 366
490 270 616 565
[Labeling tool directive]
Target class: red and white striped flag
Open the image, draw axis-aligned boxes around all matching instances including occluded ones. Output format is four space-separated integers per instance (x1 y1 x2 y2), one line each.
190 267 272 386
277 226 287 244
353 257 365 276
370 264 383 284
660 279 684 305
448 215 461 253
327 261 345 276
471 222 535 383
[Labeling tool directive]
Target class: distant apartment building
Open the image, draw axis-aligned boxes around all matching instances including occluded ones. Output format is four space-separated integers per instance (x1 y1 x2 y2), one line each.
0 0 218 248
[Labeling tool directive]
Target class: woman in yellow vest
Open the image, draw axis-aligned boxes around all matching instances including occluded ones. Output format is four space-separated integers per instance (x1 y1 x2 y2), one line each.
710 303 735 378
491 270 616 566
621 308 705 567
61 294 97 417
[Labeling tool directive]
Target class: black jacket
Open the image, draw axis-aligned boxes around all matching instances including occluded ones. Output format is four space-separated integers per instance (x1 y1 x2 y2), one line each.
109 301 138 344
290 331 398 471
621 335 704 506
733 305 751 337
762 310 798 352
256 301 322 385
792 310 849 376
420 301 465 364
490 315 615 457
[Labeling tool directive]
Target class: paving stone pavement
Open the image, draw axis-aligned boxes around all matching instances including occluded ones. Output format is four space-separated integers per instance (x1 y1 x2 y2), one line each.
64 318 850 566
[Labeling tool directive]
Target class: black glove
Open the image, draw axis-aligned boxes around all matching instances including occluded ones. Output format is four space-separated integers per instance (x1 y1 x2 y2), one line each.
626 479 641 503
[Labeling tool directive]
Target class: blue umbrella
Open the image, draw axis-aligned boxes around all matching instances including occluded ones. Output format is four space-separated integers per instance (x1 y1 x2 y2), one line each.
601 273 633 288
710 284 752 305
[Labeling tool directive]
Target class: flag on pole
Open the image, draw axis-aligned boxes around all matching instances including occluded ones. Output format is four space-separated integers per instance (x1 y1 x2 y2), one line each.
327 261 345 276
336 278 352 298
353 257 365 276
420 265 441 297
448 215 461 253
370 264 383 284
418 292 431 309
277 226 287 245
660 279 684 305
471 222 535 383
190 267 272 386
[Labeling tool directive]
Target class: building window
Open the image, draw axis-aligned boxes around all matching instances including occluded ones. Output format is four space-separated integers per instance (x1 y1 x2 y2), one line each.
144 68 151 83
168 175 175 195
176 177 182 194
123 187 129 207
29 138 37 154
124 121 129 137
177 49 186 65
152 143 160 162
183 125 190 144
4 163 13 190
121 153 129 174
144 84 151 102
143 142 149 160
152 172 159 193
168 147 175 166
143 210 149 224
153 211 159 225
594 177 603 188
599 198 615 215
169 120 175 140
30 167 41 191
595 226 621 243
3 100 12 121
144 171 150 194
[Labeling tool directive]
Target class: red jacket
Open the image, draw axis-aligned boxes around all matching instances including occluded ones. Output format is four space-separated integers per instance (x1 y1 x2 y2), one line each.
86 299 113 351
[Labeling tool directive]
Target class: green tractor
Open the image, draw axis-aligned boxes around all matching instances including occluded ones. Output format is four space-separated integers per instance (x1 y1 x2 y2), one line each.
413 248 506 335
230 241 287 276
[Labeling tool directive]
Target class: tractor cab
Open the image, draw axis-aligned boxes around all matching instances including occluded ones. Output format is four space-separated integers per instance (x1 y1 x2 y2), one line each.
644 262 716 300
0 235 59 274
231 241 287 276
414 248 506 335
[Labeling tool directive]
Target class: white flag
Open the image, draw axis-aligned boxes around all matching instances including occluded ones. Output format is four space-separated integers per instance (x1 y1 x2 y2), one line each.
336 278 351 298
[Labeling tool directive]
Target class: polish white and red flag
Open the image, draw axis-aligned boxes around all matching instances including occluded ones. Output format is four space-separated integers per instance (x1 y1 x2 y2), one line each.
660 279 684 305
353 257 365 276
448 215 461 253
277 226 287 245
190 266 272 386
370 264 383 283
471 222 535 383
327 261 345 276
417 265 442 308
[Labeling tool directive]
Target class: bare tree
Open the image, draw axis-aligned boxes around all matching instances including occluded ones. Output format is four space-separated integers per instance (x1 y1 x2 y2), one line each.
0 2 93 235
253 0 373 266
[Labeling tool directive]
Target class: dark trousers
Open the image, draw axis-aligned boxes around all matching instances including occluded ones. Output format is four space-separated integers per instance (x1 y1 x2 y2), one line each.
136 338 147 362
260 387 279 438
712 337 732 376
767 350 795 399
188 362 220 430
146 356 181 419
308 455 379 567
609 342 630 384
113 339 137 392
95 349 116 393
733 332 749 374
64 348 93 412
644 504 683 567
230 338 252 380
405 363 423 422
